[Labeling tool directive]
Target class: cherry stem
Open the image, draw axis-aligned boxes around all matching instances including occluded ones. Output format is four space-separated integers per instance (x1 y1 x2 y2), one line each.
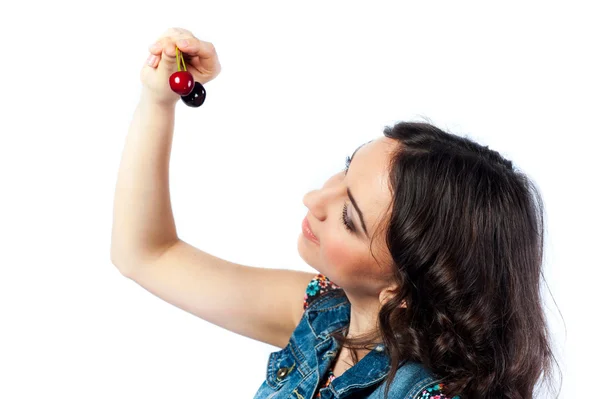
175 47 188 72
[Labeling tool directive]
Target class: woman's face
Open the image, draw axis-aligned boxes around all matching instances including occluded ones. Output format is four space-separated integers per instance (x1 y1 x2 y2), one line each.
299 136 400 300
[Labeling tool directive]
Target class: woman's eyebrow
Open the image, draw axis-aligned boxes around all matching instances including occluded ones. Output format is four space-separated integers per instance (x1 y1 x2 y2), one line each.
347 188 369 238
345 140 373 238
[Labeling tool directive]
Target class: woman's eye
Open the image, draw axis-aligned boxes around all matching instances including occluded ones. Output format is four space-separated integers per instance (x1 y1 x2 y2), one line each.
341 203 354 232
341 156 353 232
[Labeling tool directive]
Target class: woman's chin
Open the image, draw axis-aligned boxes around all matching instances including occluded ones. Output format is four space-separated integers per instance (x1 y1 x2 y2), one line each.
297 235 319 263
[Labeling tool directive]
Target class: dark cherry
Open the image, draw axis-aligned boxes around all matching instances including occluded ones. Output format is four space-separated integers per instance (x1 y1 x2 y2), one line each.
169 71 194 96
181 81 206 108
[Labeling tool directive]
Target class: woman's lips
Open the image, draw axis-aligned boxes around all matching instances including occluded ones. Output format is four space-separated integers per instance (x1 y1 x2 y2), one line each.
302 216 320 244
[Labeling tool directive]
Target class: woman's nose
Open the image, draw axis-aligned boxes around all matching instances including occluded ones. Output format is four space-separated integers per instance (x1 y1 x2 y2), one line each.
302 189 319 211
303 172 344 212
303 188 336 213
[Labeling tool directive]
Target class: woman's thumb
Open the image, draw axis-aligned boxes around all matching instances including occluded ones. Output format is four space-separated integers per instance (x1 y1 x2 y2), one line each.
154 47 182 77
160 45 180 66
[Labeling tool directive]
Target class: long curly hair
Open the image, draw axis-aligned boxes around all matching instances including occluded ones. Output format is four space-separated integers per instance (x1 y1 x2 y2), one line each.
330 121 561 398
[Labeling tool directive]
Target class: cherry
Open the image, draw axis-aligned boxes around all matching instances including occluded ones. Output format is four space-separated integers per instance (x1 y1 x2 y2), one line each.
181 81 206 108
169 71 194 96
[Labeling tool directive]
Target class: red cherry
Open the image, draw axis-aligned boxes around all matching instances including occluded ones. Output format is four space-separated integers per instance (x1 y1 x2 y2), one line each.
169 71 195 96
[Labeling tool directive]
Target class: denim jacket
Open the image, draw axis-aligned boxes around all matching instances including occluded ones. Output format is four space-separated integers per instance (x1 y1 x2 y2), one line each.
252 288 444 399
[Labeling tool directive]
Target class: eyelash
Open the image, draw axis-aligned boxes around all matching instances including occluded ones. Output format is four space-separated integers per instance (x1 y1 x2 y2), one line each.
341 155 354 232
344 155 351 175
341 203 353 232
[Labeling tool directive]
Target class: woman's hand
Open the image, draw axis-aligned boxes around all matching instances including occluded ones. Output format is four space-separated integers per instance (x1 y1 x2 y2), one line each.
140 27 222 107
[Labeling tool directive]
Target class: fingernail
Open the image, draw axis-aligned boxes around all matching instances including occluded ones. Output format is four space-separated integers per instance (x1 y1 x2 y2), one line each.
178 40 189 47
147 54 157 66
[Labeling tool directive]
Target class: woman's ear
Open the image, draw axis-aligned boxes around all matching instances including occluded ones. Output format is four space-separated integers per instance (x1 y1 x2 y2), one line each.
379 285 407 308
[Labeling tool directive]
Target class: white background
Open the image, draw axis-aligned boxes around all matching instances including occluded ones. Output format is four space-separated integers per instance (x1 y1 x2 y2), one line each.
1 1 598 398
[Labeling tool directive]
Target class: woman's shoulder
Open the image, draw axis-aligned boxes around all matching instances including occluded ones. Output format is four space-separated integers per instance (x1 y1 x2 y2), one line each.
302 273 343 310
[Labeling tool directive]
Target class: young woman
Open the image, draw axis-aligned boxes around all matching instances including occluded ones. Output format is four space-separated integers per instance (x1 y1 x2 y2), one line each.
111 28 559 399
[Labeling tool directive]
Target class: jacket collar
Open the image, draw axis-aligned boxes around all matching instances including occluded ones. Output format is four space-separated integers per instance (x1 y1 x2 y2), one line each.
304 290 397 398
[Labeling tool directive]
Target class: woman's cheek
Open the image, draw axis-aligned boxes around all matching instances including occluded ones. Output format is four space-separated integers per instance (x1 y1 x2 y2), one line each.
322 235 362 282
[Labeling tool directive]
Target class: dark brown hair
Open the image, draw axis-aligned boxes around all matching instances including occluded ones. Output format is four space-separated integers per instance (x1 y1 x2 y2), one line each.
330 121 561 398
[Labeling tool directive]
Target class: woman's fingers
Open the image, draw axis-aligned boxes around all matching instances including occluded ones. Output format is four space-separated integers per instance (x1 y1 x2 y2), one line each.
143 28 221 83
148 52 161 69
175 38 216 59
147 38 209 59
148 37 176 58
148 42 163 55
148 30 215 60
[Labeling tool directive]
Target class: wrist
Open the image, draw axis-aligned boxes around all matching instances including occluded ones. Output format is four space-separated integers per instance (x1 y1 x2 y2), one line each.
140 89 178 111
